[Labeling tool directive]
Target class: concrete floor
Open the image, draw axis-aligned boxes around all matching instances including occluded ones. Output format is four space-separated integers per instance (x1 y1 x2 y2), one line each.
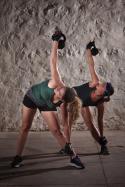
0 130 125 187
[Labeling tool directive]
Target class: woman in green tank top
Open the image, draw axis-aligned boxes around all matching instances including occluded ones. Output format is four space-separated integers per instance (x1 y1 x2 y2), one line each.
11 30 84 169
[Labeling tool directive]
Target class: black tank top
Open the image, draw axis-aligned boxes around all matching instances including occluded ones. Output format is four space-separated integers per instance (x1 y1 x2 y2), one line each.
73 82 102 107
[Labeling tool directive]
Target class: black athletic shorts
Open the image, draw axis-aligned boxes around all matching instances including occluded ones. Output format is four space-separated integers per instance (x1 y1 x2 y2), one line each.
23 95 57 112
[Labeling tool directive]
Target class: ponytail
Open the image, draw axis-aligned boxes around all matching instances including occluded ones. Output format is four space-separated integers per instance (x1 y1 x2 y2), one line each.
68 96 82 124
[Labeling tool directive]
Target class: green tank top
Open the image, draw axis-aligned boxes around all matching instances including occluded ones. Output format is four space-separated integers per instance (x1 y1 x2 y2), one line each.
31 80 55 109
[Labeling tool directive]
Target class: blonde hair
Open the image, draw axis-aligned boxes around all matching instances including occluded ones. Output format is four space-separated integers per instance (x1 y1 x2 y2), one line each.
67 96 82 124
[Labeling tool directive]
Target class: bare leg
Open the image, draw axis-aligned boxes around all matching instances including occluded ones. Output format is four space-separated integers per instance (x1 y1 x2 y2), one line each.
42 111 66 148
81 107 100 143
16 105 36 156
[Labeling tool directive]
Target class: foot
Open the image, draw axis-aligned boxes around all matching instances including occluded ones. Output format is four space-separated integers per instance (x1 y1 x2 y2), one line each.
99 136 108 146
64 143 75 155
69 155 85 169
58 148 67 155
58 143 75 156
100 145 110 155
11 155 23 168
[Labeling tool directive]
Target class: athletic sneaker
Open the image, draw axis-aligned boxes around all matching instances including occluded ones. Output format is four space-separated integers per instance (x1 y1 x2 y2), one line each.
99 136 108 146
100 145 110 155
58 148 66 155
11 155 23 168
70 155 85 169
58 143 75 156
64 143 75 155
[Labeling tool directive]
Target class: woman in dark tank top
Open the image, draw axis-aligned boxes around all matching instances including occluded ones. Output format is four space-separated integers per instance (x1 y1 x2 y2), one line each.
72 41 114 155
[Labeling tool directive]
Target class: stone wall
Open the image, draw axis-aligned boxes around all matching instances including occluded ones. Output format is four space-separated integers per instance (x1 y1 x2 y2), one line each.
0 0 125 131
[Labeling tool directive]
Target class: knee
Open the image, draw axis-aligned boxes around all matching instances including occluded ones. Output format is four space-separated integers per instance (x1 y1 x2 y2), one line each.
21 123 31 133
85 120 94 130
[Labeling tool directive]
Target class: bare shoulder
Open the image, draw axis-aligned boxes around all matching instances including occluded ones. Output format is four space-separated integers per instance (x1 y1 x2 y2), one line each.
48 79 65 88
48 79 56 88
89 81 99 88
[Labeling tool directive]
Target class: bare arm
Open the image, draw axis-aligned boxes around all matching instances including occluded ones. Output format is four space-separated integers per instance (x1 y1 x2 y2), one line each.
97 103 104 137
60 103 71 143
60 103 68 125
86 49 99 87
48 41 65 88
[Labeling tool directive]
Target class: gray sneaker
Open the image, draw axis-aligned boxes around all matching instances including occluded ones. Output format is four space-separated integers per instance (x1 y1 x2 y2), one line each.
100 145 110 155
58 148 67 155
58 143 75 156
11 155 23 168
64 143 75 155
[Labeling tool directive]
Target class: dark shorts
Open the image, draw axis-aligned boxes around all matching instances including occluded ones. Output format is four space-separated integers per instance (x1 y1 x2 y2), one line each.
23 95 57 112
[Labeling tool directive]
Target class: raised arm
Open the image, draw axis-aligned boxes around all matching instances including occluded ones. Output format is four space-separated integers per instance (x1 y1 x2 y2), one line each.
48 32 66 88
85 42 99 87
49 41 64 87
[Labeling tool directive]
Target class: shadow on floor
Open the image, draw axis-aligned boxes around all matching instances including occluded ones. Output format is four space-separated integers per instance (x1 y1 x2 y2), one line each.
0 164 84 181
0 152 99 162
0 151 98 180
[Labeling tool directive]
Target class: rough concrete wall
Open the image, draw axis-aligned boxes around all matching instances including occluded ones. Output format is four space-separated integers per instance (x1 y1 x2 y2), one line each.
0 0 125 131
